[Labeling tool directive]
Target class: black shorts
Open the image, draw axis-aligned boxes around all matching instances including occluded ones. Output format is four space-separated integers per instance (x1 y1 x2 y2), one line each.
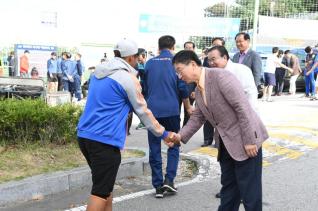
78 137 121 198
48 73 58 82
264 72 276 86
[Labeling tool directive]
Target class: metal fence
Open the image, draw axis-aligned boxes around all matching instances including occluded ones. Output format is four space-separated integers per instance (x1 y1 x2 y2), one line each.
188 0 318 54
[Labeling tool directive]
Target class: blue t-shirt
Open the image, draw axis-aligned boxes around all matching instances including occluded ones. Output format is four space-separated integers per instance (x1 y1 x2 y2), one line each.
144 49 189 118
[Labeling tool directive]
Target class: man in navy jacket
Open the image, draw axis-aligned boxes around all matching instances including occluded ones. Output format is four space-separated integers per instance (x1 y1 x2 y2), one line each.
144 35 192 198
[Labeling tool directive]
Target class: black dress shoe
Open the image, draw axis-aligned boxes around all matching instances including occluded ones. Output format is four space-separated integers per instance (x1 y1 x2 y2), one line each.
215 192 221 198
201 143 210 147
201 142 213 147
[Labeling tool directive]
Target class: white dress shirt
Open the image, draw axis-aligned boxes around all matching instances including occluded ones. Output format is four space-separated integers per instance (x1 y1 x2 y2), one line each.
225 60 258 113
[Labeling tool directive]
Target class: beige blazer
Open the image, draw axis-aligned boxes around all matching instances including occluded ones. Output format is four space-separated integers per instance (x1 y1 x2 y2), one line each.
179 68 269 161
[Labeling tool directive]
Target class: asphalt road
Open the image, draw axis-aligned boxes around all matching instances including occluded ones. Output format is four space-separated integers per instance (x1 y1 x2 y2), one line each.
2 93 318 211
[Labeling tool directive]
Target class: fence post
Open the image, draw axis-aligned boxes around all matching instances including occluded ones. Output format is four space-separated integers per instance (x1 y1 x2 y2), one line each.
252 0 260 50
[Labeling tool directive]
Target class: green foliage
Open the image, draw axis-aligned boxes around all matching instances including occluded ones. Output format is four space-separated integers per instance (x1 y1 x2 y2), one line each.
204 0 318 31
0 99 82 146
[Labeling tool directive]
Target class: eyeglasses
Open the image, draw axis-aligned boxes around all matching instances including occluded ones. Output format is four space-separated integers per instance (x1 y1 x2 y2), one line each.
207 56 223 63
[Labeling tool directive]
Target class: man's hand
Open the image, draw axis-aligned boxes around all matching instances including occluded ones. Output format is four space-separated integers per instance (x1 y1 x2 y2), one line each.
187 106 194 116
171 133 181 146
163 132 176 148
244 144 258 157
190 92 195 100
50 73 53 78
163 132 182 147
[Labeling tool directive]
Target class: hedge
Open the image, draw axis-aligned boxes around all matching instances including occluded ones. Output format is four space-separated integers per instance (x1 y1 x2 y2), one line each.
0 99 82 145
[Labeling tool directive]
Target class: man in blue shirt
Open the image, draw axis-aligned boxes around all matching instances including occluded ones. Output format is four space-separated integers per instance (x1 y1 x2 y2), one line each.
144 35 192 198
305 46 317 99
47 52 58 92
77 39 174 211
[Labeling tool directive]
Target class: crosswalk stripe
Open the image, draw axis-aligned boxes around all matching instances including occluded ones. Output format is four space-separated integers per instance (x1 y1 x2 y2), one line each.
262 142 303 159
262 160 272 167
269 133 318 148
268 125 318 137
190 147 218 157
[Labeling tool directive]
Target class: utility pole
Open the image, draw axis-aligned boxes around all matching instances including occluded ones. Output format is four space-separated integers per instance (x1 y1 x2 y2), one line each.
252 0 260 50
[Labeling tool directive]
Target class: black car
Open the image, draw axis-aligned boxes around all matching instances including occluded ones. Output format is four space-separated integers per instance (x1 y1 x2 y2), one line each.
283 71 305 92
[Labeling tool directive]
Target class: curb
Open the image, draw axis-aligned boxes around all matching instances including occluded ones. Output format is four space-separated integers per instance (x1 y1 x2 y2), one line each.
65 152 216 211
0 147 149 207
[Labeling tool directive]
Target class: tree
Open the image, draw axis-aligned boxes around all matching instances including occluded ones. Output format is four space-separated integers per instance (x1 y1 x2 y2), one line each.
204 0 318 31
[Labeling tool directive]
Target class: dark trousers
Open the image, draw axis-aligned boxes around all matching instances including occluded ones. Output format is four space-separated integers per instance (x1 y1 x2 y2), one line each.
203 121 214 145
275 68 285 94
73 75 82 101
182 98 195 127
148 116 180 188
218 140 262 211
127 112 133 134
57 73 63 91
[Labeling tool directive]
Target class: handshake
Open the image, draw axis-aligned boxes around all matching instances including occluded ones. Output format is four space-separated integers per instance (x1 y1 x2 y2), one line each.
163 132 182 148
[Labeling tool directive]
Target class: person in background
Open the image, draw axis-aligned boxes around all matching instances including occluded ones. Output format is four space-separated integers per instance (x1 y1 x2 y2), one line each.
7 51 16 77
304 46 317 99
233 32 262 88
56 52 66 91
135 48 148 130
285 51 302 96
182 41 196 127
30 67 39 79
47 52 58 92
82 66 95 98
201 37 225 148
262 47 292 102
274 50 286 96
74 53 84 101
61 52 76 98
207 46 258 112
202 37 225 67
20 50 30 78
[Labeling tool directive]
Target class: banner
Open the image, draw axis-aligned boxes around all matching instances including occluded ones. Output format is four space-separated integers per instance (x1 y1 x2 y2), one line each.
258 15 318 40
15 44 57 78
139 14 240 37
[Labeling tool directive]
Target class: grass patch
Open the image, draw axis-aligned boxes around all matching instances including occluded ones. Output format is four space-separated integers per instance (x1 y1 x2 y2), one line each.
0 142 145 184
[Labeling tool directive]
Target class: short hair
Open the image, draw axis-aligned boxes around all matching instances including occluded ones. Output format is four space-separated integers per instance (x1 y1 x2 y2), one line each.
31 67 38 75
76 53 82 58
138 48 147 55
172 50 202 66
24 50 30 54
183 41 195 49
272 47 279 54
159 35 176 50
208 46 230 61
211 37 225 46
284 50 290 54
51 52 57 56
113 50 121 58
278 50 284 57
235 32 250 41
305 46 312 53
65 52 72 59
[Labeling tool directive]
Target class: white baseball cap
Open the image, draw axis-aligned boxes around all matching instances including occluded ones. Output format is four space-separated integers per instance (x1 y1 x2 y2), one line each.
114 39 138 57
